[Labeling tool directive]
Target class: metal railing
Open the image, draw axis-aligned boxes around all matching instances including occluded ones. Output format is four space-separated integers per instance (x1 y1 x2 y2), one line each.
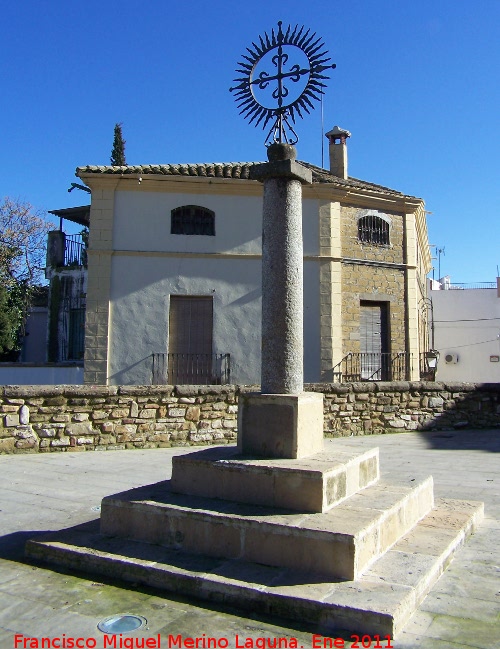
435 282 496 290
332 352 414 382
64 234 86 267
152 353 230 385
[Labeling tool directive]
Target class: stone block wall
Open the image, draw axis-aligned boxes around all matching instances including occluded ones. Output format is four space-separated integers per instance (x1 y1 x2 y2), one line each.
0 385 239 454
341 264 406 352
315 381 500 436
340 206 404 264
0 382 499 454
338 206 408 355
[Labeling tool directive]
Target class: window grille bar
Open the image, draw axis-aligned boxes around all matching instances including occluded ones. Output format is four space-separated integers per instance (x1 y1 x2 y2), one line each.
358 215 389 245
171 205 215 236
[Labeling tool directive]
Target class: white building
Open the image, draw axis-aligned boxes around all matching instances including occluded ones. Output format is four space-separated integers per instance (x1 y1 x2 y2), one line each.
432 278 500 382
77 130 432 386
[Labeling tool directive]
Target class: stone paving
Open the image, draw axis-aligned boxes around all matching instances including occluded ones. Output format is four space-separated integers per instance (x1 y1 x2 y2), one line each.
0 430 499 649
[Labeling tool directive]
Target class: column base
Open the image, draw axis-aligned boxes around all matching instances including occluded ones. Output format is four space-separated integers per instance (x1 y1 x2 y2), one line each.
237 392 324 459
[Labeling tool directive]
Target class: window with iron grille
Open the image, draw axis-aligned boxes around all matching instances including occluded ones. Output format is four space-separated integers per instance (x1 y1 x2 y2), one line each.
171 205 215 236
358 214 390 245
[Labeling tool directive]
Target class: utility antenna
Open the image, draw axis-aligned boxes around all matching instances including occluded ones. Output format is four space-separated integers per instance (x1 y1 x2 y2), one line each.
321 93 325 168
436 246 445 280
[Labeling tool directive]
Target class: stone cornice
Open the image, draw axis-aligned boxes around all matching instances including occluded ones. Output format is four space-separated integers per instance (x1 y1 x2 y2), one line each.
78 173 263 197
98 249 416 269
306 183 424 213
77 171 424 212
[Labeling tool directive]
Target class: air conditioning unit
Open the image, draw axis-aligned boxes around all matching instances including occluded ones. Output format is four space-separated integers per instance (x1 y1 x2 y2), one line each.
444 352 459 364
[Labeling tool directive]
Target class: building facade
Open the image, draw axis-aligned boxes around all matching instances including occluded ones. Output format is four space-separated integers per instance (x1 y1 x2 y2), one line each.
45 206 89 364
77 130 432 386
432 278 500 382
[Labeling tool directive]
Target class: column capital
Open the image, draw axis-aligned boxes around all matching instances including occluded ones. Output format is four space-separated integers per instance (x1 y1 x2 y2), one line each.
250 159 312 184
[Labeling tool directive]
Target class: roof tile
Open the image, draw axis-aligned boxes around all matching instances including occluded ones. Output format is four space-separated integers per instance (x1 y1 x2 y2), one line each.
76 162 419 199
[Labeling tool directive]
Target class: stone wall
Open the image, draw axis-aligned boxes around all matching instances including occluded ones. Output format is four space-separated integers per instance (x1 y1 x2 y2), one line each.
341 264 406 353
318 381 500 436
0 385 239 454
340 206 404 264
339 205 407 354
0 382 499 454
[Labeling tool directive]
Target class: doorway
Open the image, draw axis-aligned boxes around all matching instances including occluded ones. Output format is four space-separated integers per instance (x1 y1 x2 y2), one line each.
360 301 390 380
168 296 214 383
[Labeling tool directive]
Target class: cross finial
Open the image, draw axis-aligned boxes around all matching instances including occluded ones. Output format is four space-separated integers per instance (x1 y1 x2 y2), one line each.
230 22 336 145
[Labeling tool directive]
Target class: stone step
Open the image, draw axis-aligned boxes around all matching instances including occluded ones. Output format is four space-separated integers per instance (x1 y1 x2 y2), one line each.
171 445 380 513
25 498 484 638
99 474 434 580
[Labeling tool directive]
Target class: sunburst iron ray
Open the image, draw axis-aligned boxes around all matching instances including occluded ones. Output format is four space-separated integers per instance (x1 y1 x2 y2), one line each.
229 21 335 143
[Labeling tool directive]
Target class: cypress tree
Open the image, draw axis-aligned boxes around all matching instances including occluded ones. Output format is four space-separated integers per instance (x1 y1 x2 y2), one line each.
110 123 126 166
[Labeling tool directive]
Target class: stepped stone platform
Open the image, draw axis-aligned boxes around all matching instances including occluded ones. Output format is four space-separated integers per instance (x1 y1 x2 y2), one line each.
99 475 433 580
25 443 484 638
171 445 380 512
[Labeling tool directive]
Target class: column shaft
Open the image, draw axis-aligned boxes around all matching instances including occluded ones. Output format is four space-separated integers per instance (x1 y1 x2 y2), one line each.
261 177 303 394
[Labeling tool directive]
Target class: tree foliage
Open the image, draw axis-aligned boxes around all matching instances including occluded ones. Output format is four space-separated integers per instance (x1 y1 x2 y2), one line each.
110 122 127 166
0 284 17 354
0 197 51 357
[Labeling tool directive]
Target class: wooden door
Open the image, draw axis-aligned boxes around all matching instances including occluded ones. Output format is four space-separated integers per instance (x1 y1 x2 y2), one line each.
360 301 389 380
168 296 213 383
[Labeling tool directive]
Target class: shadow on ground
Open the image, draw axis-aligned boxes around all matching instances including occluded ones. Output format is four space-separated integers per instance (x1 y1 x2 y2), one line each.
417 428 500 452
0 526 348 642
0 520 100 562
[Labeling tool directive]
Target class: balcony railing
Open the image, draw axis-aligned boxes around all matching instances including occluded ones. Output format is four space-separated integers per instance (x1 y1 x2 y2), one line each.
332 352 414 382
152 353 231 385
64 234 86 267
434 282 496 290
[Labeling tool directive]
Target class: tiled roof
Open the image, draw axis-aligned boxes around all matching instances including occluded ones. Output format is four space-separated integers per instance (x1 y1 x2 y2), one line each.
301 162 418 198
76 163 260 180
76 162 419 200
48 205 91 227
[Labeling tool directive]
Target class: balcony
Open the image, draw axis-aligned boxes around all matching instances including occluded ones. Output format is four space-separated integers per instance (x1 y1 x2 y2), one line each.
332 352 414 382
152 353 231 385
46 231 87 270
64 234 86 267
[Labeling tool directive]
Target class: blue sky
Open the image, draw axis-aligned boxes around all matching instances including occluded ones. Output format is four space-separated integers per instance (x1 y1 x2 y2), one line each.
1 0 498 282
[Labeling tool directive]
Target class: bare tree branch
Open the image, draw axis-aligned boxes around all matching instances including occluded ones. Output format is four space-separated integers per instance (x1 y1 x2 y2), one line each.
0 197 51 355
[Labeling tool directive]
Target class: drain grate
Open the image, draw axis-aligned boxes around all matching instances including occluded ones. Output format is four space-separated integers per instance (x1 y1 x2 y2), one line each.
97 614 147 634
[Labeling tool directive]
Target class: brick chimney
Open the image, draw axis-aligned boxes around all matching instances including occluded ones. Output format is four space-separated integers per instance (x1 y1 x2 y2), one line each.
325 126 351 178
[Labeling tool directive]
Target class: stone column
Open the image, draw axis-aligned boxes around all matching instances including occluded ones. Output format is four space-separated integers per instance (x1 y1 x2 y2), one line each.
237 143 324 459
259 144 309 394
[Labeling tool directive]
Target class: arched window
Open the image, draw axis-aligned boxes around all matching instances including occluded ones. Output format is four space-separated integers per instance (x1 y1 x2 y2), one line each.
171 205 215 236
358 214 390 245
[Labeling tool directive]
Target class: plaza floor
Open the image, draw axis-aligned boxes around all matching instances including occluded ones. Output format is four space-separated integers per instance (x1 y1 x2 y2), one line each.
0 429 499 649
